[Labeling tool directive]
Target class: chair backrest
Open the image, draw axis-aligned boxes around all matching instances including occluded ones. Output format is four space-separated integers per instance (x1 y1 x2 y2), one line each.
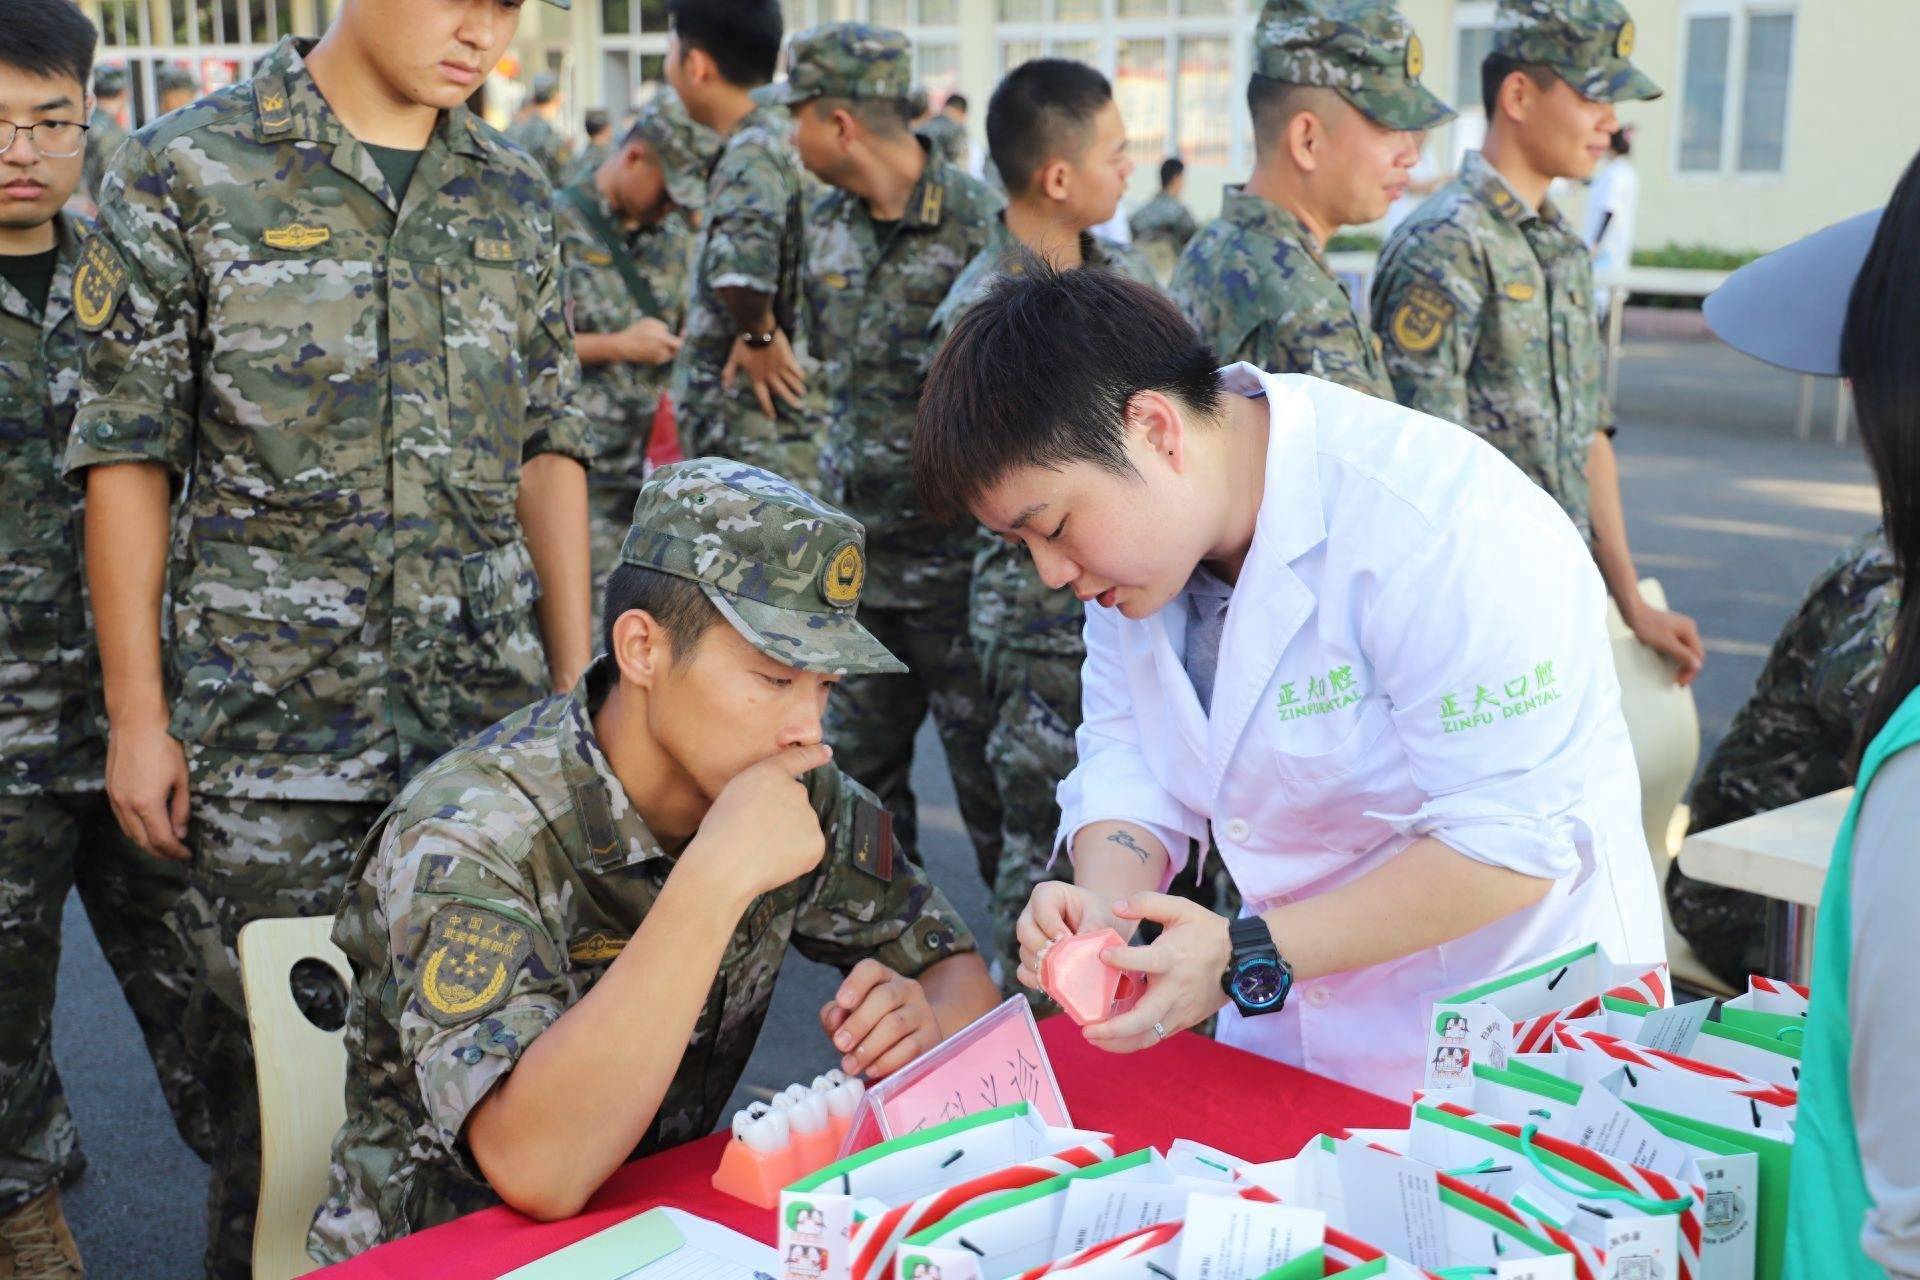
238 915 351 1280
1606 578 1703 880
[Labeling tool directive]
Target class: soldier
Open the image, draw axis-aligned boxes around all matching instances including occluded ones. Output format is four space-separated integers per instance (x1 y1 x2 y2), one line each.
307 459 997 1260
1173 0 1451 394
567 106 613 184
560 94 718 600
1128 157 1199 282
154 63 197 115
0 6 209 1273
506 72 574 186
766 23 1003 884
1371 0 1705 684
916 91 969 171
1669 529 1898 988
929 60 1160 990
82 63 129 205
65 0 593 1269
666 0 827 489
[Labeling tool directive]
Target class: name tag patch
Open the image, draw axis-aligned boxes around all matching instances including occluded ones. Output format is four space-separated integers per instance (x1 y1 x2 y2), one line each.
1276 663 1364 721
1438 660 1562 734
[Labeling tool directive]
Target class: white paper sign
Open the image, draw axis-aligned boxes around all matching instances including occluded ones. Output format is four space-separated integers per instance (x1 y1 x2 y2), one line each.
1172 1195 1324 1280
1631 1000 1713 1056
1334 1141 1447 1269
1051 1181 1192 1258
1548 1085 1698 1179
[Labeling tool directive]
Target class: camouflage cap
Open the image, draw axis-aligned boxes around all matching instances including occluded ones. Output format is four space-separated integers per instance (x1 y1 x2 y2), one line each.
753 23 913 108
155 65 197 94
633 91 721 210
94 66 128 96
530 73 561 104
1493 0 1662 103
619 459 907 676
1255 0 1456 132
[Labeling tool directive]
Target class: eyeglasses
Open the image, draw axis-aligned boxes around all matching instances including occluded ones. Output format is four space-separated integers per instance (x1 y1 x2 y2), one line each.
0 120 91 159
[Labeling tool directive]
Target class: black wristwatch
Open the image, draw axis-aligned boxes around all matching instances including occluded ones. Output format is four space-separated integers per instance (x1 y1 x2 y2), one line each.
1220 917 1292 1016
740 327 777 349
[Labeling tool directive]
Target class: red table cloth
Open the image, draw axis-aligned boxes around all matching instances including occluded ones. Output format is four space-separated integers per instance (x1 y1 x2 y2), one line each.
316 1016 1406 1278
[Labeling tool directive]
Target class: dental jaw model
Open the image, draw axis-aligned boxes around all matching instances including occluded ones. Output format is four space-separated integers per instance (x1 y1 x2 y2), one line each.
1039 929 1145 1027
713 1070 867 1208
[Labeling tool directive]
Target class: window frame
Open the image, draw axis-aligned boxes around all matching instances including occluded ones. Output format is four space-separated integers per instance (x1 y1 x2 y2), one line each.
1672 0 1796 182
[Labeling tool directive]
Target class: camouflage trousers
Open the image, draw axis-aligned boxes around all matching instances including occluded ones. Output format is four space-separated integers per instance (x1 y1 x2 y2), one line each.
675 352 828 496
0 791 212 1214
1664 860 1769 991
172 795 385 1280
976 641 1229 1001
824 604 1002 890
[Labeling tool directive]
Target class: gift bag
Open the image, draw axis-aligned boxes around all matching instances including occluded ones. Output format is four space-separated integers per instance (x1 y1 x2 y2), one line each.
1563 996 1801 1088
1717 977 1807 1045
1547 1028 1797 1134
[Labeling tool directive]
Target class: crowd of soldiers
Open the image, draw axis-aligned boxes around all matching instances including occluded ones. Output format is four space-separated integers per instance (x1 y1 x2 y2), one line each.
0 0 1898 1275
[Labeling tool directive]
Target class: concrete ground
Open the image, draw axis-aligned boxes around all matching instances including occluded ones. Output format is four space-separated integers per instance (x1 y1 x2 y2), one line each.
48 334 1875 1276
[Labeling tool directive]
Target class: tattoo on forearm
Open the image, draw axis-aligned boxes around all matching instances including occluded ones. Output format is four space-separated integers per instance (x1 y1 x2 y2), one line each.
1107 830 1151 864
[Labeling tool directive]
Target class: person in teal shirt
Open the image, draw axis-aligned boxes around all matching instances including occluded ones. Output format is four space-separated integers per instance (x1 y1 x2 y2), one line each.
1706 149 1920 1277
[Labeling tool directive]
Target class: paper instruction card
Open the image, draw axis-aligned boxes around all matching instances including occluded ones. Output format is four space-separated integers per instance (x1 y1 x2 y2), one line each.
1051 1178 1194 1257
1547 1083 1698 1179
1172 1195 1324 1280
1334 1141 1447 1270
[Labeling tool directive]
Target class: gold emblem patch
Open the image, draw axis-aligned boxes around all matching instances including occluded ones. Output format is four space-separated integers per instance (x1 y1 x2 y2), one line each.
1406 34 1425 80
72 234 127 333
262 222 331 251
258 90 287 114
1616 20 1635 58
1503 281 1537 302
567 931 627 963
1388 282 1454 355
581 248 613 267
821 541 865 608
416 906 532 1026
474 237 518 262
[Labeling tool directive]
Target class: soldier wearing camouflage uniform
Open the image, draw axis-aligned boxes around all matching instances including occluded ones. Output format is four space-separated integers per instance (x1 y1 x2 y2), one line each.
1172 0 1451 395
0 7 208 1271
930 59 1164 990
1372 0 1705 681
560 93 718 602
83 64 130 207
566 107 613 185
66 13 591 1274
667 0 829 491
1128 157 1199 282
761 24 1004 884
308 459 994 1260
154 63 198 116
1669 528 1899 988
505 73 574 187
915 94 968 171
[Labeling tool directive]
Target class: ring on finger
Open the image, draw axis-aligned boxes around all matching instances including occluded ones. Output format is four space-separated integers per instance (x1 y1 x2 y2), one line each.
1152 1021 1168 1041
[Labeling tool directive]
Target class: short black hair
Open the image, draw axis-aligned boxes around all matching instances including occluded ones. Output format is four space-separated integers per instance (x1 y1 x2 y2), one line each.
986 59 1113 196
913 254 1224 521
601 564 722 663
668 0 782 90
944 93 968 114
1609 128 1631 157
584 109 611 136
1158 156 1185 189
812 94 914 136
1481 52 1558 120
1246 74 1324 154
1 0 98 92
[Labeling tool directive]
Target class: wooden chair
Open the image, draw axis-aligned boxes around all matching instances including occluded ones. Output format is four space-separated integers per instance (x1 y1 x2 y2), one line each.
238 915 352 1280
1606 580 1736 997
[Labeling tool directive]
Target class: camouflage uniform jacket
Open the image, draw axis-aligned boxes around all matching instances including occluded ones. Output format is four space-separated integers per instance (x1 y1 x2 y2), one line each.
83 106 130 205
1171 187 1391 397
806 153 998 610
64 37 591 803
1687 528 1899 833
567 140 609 187
1371 151 1609 536
307 655 975 1260
671 104 824 469
915 114 968 171
504 113 573 188
1128 191 1199 255
557 182 693 492
932 219 1159 653
0 212 104 795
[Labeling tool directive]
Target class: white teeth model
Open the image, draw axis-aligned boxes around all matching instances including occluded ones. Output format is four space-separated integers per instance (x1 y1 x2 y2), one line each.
811 1070 846 1092
781 1083 811 1107
731 1101 790 1152
826 1077 865 1119
787 1092 829 1134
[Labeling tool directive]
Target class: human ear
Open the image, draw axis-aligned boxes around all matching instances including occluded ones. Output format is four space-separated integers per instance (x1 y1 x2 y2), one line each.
611 610 673 689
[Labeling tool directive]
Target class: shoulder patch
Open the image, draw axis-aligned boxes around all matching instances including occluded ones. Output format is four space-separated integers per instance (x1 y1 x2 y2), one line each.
849 797 894 883
1388 281 1455 355
416 906 533 1026
72 233 128 333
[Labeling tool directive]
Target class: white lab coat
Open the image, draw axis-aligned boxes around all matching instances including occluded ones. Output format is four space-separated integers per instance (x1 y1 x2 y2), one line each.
1055 364 1665 1101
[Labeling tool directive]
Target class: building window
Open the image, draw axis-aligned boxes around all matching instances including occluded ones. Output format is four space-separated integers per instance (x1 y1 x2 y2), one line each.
1678 6 1794 176
1175 35 1232 167
90 0 302 125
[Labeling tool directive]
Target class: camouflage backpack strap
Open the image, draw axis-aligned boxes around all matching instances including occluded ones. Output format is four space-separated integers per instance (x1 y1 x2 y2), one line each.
560 182 665 320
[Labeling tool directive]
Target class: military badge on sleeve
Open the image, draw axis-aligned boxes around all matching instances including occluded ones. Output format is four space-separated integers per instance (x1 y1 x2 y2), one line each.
850 797 895 884
1389 281 1455 355
415 906 533 1027
72 234 128 333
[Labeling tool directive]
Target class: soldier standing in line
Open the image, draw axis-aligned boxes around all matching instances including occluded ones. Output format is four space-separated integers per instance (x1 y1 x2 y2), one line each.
154 63 197 116
1128 156 1198 283
1171 0 1452 394
768 23 1003 882
64 0 594 1269
915 91 969 171
82 63 129 206
666 0 828 490
1371 0 1705 684
559 94 718 602
0 6 210 1274
506 72 575 186
930 59 1162 991
567 106 613 184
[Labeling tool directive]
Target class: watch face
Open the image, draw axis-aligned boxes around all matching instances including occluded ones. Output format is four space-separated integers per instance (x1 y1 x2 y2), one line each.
1232 957 1288 1010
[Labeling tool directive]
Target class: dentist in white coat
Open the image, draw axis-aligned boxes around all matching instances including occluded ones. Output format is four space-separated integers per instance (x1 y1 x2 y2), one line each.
911 260 1665 1100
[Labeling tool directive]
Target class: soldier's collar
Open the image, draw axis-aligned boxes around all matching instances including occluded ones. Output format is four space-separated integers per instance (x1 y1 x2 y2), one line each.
900 146 947 229
250 36 488 161
567 657 673 874
0 213 83 326
1221 186 1327 260
1461 150 1538 228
